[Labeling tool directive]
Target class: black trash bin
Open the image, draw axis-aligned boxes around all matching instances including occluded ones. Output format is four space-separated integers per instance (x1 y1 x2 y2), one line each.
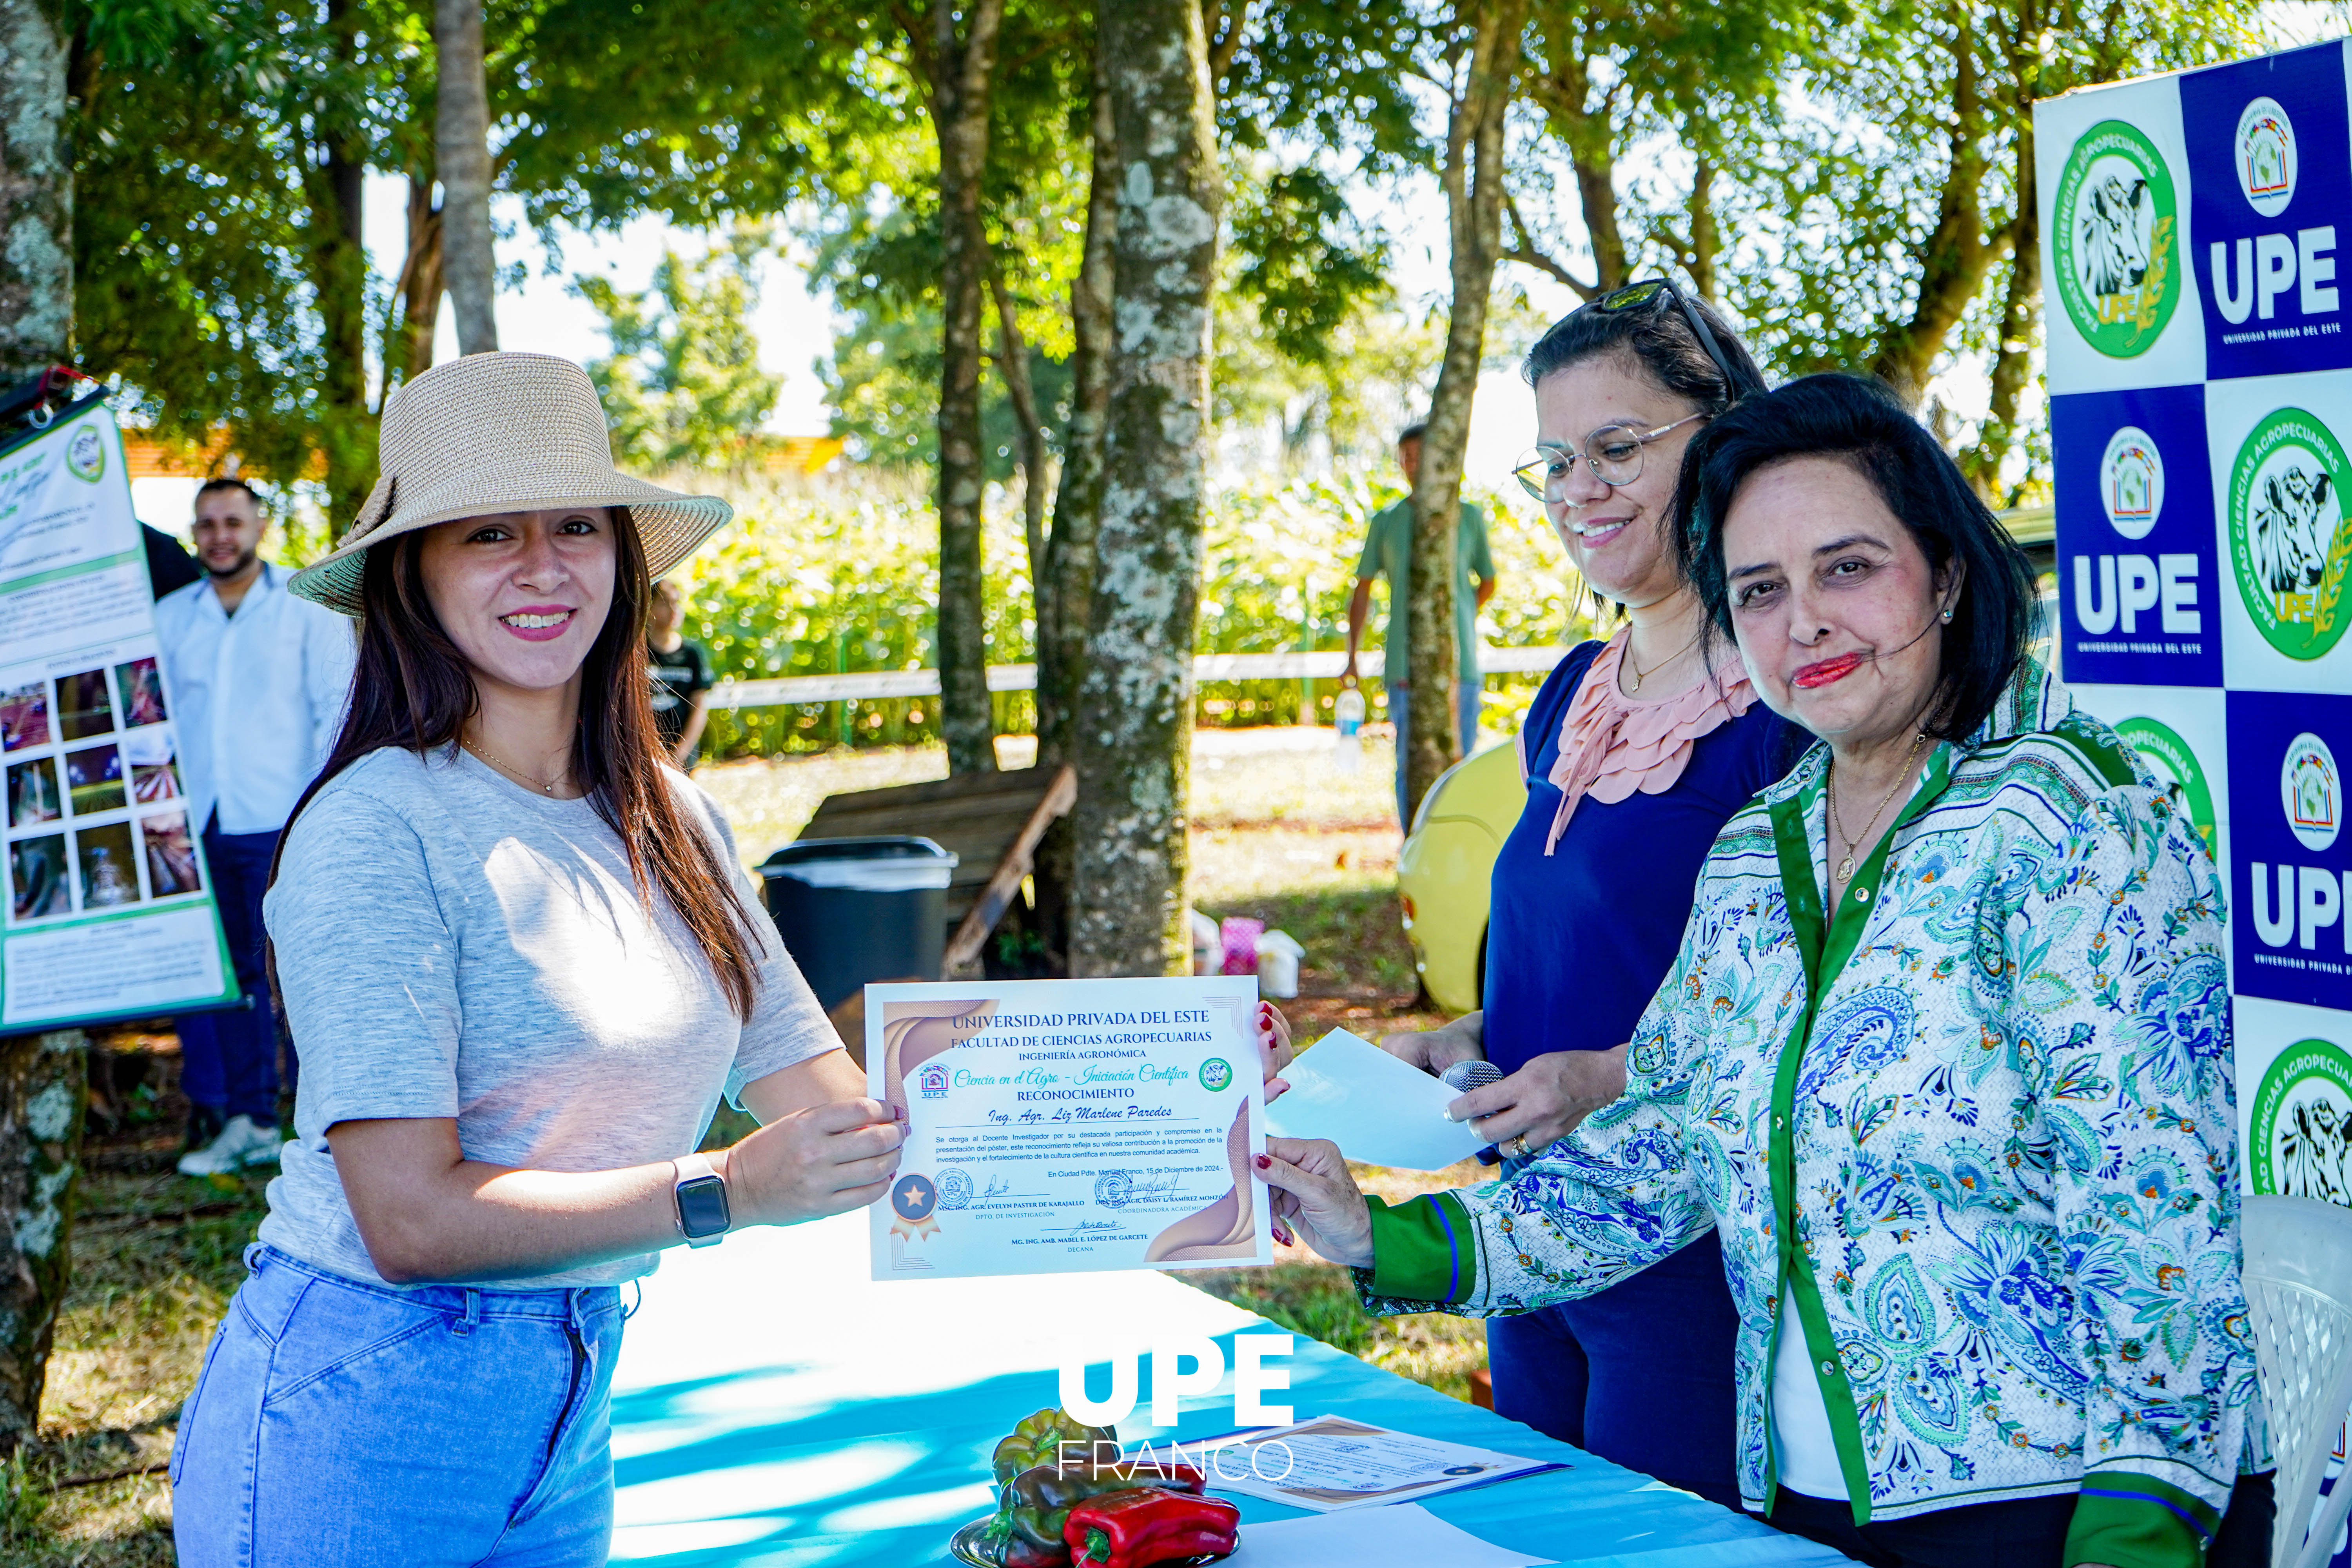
759 837 959 1011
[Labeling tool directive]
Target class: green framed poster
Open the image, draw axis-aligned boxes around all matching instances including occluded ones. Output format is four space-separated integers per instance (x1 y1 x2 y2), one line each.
0 399 239 1031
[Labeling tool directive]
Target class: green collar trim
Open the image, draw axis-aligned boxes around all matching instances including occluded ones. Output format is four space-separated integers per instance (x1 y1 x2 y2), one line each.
1762 741 1955 1522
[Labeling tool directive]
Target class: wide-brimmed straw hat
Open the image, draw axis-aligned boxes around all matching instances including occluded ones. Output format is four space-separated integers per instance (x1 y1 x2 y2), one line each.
289 352 734 617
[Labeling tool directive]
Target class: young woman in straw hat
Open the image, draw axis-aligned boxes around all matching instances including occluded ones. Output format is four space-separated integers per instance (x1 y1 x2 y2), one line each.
170 352 905 1567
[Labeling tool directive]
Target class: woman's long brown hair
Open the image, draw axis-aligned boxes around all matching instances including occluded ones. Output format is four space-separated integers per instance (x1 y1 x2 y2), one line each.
269 506 764 1018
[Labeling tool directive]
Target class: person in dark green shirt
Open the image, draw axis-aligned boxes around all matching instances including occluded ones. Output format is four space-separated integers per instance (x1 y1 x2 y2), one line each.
1343 422 1498 825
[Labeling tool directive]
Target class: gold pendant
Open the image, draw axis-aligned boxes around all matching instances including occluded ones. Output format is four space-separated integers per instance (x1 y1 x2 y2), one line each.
1626 671 1641 693
1836 855 1855 880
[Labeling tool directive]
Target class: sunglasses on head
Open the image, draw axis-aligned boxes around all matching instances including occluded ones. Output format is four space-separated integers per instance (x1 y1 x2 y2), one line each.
1584 278 1763 401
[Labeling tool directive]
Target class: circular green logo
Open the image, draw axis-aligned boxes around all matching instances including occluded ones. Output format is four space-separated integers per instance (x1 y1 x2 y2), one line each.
2229 407 2352 660
2251 1038 2352 1204
2053 120 2181 358
2114 717 2216 857
1198 1058 1232 1092
64 425 104 483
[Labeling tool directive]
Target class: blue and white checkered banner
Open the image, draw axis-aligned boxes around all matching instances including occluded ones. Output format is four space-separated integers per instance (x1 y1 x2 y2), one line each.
2041 38 2352 1562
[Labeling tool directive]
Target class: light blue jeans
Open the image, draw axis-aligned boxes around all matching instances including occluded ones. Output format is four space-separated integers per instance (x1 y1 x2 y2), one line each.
1388 679 1485 828
172 1245 625 1568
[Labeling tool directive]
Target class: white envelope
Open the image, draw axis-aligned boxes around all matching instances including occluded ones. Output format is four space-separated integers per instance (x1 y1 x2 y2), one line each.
1262 1028 1484 1171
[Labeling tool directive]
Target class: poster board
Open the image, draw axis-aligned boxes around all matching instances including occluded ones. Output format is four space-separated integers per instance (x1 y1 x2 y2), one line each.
0 398 238 1031
2040 40 2352 1559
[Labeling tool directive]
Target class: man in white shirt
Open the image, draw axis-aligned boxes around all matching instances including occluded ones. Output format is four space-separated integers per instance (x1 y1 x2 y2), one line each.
153 479 354 1176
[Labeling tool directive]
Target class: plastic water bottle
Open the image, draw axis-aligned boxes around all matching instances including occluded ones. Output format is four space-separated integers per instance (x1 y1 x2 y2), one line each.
1333 684 1365 772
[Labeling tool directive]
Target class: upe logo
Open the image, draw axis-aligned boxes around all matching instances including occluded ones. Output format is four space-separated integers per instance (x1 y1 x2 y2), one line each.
2238 96 2298 216
2116 716 2217 857
2209 96 2336 328
918 1060 949 1100
2230 407 2352 660
2102 426 2162 539
2250 1038 2352 1203
2285 731 2341 853
2075 426 2197 637
2054 119 2180 357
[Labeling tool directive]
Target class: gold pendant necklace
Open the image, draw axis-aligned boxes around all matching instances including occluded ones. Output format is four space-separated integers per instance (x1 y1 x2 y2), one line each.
1829 731 1928 883
463 737 568 796
1623 628 1700 694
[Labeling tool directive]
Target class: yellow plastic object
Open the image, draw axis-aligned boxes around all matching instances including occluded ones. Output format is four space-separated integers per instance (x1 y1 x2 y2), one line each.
1396 743 1526 1016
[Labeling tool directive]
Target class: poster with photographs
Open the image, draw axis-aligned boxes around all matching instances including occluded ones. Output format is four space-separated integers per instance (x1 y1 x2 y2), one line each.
0 400 236 1030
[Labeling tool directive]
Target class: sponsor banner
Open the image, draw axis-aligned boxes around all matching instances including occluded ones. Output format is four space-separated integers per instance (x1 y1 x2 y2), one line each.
2236 994 2352 1200
2053 387 2223 685
2207 367 2352 693
2183 42 2352 381
2041 75 2207 395
2226 688 2352 1009
2070 682 2231 887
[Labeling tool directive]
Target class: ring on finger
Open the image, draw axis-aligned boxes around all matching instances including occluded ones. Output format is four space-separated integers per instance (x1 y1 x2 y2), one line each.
1507 1134 1534 1159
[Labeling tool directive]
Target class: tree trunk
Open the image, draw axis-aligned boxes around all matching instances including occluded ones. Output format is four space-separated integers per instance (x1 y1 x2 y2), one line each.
1403 0 1523 828
0 0 85 1456
1070 0 1220 978
1868 6 1993 403
393 172 445 390
1031 52 1118 973
436 0 498 356
0 1030 86 1453
302 0 374 524
1685 157 1719 302
923 0 1007 777
1965 132 2037 501
1525 26 1623 298
990 268 1050 642
0 0 70 383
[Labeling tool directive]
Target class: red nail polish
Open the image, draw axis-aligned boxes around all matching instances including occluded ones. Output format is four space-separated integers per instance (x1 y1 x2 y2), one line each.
1254 1154 1272 1170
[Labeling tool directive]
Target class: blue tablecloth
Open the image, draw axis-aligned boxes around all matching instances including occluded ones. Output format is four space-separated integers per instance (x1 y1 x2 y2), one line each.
608 1212 1854 1566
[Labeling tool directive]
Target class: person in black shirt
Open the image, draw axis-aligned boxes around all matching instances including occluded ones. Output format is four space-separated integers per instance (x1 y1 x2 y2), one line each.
647 578 716 769
144 521 203 599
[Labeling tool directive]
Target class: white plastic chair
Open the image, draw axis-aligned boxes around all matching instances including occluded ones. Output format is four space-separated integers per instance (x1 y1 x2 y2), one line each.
2245 1194 2352 1568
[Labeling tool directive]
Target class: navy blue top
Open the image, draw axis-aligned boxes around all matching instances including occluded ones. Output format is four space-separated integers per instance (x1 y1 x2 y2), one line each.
1482 642 1803 1075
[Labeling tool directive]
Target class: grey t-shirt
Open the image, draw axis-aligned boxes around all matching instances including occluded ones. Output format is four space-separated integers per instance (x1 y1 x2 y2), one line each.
258 744 838 1289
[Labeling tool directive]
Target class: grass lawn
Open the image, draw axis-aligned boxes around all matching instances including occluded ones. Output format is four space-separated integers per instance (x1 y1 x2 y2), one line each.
22 726 1501 1560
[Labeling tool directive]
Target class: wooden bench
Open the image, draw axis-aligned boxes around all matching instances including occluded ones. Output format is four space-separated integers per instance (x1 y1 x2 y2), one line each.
798 763 1077 976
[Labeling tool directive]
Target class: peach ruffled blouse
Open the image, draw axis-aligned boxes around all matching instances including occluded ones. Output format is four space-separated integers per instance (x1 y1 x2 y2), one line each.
1522 629 1758 856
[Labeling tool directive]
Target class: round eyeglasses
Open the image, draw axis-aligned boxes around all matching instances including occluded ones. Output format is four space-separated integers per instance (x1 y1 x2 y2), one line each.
1512 412 1706 504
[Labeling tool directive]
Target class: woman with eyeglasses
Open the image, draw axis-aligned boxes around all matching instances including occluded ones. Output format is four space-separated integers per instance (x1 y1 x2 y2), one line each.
1366 279 1798 1508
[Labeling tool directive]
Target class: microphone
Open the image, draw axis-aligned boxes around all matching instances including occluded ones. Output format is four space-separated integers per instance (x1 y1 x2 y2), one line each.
1439 1060 1505 1165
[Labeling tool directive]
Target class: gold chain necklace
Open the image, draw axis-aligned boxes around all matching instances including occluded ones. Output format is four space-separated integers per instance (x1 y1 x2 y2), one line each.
1622 628 1701 694
1828 730 1928 884
463 737 570 797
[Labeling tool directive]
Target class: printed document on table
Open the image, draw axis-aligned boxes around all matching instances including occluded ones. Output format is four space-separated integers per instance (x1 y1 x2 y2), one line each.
1220 1503 1557 1568
866 977 1272 1280
1193 1415 1557 1512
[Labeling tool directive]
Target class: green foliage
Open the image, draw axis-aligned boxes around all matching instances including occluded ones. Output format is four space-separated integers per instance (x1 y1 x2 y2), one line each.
578 230 784 470
671 469 1588 759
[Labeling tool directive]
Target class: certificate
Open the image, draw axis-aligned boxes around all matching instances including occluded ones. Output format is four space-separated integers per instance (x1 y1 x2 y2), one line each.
865 977 1272 1280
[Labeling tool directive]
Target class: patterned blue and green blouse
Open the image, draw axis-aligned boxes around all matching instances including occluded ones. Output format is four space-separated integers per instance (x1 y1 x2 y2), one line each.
1361 663 2258 1568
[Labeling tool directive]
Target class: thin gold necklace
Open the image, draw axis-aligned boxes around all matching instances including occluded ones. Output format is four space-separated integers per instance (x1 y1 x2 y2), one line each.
463 737 570 796
1828 730 1928 884
1623 628 1700 694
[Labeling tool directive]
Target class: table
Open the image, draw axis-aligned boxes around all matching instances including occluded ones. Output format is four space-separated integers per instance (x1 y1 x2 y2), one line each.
608 1211 1855 1567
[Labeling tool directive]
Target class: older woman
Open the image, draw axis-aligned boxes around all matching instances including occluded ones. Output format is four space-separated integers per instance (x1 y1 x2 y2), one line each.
1262 375 2268 1568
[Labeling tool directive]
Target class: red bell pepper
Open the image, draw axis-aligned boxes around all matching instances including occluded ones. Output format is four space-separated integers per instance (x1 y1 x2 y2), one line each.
1064 1487 1240 1567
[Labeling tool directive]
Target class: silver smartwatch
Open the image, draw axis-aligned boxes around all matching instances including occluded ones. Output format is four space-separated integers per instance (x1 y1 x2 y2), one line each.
672 1152 731 1247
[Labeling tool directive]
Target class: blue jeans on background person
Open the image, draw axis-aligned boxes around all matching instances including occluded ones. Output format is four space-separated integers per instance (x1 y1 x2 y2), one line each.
1388 679 1484 828
172 1245 624 1568
1485 1230 1743 1512
176 817 289 1123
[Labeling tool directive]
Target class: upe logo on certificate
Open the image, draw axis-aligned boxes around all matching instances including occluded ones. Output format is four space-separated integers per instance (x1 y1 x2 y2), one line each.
865 976 1273 1281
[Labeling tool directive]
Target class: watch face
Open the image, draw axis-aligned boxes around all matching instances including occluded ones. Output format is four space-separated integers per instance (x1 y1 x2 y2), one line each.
677 1174 730 1238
